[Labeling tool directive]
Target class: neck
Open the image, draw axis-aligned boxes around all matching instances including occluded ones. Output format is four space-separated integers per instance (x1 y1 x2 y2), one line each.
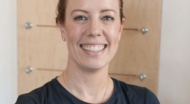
58 58 112 103
65 62 109 94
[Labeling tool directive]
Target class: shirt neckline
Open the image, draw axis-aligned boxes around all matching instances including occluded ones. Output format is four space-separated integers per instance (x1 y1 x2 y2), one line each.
53 76 117 104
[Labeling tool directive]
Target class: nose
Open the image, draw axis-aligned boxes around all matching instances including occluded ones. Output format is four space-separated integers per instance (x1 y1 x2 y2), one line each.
87 18 101 37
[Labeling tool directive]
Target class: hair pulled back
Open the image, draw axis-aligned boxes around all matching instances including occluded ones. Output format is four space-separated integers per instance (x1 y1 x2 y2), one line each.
56 0 125 25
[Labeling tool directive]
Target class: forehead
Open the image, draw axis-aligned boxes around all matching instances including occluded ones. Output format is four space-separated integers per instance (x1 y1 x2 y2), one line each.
66 0 119 13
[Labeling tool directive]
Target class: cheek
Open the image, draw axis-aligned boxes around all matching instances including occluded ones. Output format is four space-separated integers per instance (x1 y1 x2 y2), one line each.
67 22 87 36
105 25 120 44
66 24 83 42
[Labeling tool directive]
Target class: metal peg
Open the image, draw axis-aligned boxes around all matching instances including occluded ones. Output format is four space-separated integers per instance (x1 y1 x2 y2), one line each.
26 67 33 74
25 22 33 29
140 74 146 81
142 27 148 34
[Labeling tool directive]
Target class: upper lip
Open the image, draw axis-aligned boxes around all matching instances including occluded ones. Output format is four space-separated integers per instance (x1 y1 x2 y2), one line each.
80 43 108 45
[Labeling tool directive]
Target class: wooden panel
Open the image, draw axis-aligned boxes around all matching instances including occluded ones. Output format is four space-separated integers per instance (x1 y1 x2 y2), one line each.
109 0 162 95
18 0 67 94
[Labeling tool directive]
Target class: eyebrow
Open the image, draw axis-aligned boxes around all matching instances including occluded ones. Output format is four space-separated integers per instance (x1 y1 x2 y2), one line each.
71 9 88 15
101 9 116 13
71 9 116 15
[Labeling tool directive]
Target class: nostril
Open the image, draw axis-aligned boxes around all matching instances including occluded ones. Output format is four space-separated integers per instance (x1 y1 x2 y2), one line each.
89 30 100 36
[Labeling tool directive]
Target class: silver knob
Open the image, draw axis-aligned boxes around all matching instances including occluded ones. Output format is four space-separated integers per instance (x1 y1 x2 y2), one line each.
26 67 33 74
140 74 146 81
142 27 148 34
25 22 33 29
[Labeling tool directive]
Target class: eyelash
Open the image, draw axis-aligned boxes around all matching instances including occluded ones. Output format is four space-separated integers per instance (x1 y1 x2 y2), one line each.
74 16 114 21
102 16 114 21
74 16 88 20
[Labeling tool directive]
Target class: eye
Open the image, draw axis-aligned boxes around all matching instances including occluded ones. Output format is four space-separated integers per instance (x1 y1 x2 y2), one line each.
102 16 114 21
74 16 87 20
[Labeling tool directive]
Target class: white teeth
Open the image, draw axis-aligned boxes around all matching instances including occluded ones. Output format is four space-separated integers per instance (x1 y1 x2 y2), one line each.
81 45 105 52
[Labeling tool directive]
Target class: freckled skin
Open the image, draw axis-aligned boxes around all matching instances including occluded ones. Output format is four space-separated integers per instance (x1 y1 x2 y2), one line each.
59 0 125 71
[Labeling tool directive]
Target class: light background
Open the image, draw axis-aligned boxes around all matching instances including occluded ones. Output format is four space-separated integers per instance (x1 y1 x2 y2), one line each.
158 0 190 103
0 0 17 104
0 0 190 103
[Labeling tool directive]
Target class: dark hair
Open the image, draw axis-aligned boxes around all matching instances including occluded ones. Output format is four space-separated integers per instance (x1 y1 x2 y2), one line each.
56 0 125 25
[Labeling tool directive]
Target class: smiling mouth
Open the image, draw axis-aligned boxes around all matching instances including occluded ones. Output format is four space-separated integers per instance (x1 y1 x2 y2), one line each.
80 44 107 52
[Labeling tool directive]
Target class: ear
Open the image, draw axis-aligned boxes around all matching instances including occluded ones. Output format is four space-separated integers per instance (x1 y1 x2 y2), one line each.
58 22 67 41
118 18 126 41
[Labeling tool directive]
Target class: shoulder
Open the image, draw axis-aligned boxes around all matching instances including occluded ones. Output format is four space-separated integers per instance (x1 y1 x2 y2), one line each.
112 78 160 104
15 78 56 104
15 94 36 104
15 86 47 104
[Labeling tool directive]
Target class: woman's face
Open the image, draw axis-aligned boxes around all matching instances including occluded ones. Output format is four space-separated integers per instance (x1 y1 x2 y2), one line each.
60 0 125 71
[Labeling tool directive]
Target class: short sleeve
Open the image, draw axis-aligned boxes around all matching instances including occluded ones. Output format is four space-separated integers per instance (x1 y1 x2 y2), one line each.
146 88 160 104
15 95 35 104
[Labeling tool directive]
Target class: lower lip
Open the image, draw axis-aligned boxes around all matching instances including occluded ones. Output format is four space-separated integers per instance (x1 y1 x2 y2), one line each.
81 46 107 57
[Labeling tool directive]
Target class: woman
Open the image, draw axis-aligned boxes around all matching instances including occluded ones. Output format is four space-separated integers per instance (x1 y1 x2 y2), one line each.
16 0 160 103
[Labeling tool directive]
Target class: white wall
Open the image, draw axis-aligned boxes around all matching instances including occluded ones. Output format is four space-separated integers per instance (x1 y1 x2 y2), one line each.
0 0 190 104
158 0 190 104
0 0 17 104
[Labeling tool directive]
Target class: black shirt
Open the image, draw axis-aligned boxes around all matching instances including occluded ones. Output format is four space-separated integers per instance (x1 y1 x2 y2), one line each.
15 77 160 104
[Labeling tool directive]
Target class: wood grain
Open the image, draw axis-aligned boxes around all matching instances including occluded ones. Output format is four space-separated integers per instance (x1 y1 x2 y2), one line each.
109 0 162 95
18 0 66 94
